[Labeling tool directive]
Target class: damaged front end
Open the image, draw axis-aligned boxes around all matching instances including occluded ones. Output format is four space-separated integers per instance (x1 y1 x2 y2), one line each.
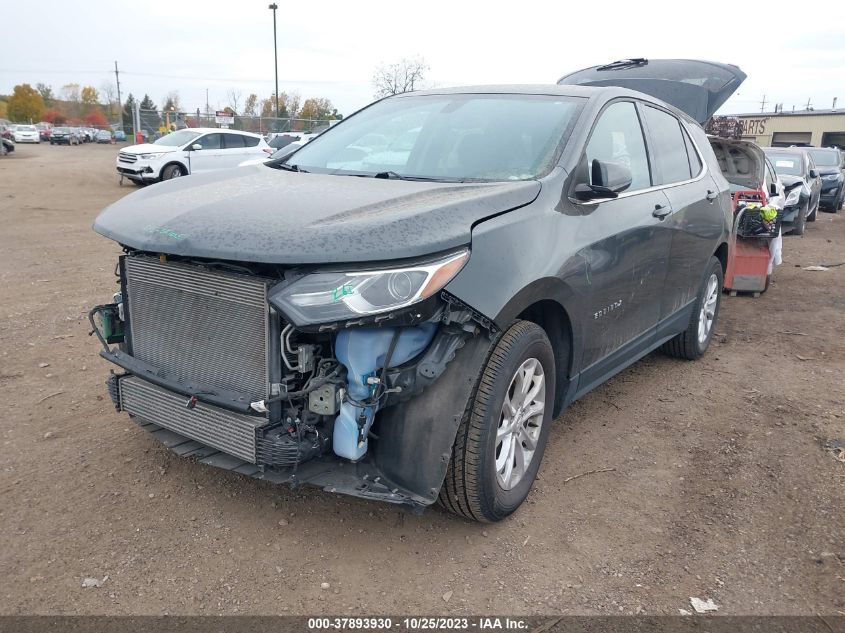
90 250 490 508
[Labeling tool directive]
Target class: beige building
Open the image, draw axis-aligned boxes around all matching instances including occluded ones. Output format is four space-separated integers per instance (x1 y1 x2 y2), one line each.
734 109 845 148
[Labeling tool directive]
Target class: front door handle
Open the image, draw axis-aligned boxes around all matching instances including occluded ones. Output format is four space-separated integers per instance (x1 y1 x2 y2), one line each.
652 204 671 219
706 190 719 202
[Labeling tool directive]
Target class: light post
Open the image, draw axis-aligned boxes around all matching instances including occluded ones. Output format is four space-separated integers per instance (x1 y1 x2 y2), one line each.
268 3 280 119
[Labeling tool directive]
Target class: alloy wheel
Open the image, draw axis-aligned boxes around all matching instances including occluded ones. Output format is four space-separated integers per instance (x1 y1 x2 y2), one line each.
495 357 545 491
698 273 719 345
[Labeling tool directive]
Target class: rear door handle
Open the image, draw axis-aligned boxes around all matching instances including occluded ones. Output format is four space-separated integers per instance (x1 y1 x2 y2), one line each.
706 190 719 202
652 204 671 219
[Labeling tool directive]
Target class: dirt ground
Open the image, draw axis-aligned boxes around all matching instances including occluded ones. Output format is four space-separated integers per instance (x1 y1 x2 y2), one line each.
0 143 842 617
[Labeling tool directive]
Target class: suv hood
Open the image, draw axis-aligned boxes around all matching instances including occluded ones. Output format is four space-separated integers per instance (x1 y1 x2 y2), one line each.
122 143 180 155
93 165 541 264
558 58 746 125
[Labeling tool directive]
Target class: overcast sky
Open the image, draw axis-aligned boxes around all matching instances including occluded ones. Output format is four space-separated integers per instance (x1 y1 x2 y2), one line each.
2 0 843 118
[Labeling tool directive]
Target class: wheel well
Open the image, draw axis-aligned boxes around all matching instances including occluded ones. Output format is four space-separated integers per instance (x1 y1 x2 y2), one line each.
713 242 728 275
161 161 187 177
516 300 572 417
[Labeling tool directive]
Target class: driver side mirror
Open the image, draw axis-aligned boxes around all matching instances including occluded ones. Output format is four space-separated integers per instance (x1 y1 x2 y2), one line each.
191 143 203 151
574 159 633 201
809 169 819 178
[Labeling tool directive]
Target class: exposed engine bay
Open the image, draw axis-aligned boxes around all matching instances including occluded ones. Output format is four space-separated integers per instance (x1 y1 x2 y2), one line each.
90 249 487 507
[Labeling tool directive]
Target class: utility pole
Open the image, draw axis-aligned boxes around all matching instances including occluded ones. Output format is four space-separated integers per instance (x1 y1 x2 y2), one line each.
269 3 280 118
805 98 812 111
759 94 767 113
114 61 122 128
206 88 210 125
833 97 838 110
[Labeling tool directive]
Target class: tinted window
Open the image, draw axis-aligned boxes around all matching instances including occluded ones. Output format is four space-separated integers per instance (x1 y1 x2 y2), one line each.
585 101 651 191
195 133 222 150
642 105 692 184
223 134 244 149
241 135 260 147
682 127 703 176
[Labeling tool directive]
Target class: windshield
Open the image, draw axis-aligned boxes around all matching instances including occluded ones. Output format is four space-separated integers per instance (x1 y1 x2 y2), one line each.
154 129 201 147
287 94 584 181
19 125 36 131
766 153 803 176
807 149 839 167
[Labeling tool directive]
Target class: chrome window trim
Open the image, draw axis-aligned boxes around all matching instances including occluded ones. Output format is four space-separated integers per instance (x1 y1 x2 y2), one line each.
569 99 710 206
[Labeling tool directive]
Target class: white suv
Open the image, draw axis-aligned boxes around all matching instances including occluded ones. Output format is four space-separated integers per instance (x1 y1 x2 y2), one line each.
116 128 272 184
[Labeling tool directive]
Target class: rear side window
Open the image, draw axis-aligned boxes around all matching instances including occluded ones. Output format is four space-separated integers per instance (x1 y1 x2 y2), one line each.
223 134 244 149
681 127 703 176
241 135 260 147
585 101 651 191
642 105 692 184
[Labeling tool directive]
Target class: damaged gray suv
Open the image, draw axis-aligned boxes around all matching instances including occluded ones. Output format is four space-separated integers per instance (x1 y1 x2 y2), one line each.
91 59 744 522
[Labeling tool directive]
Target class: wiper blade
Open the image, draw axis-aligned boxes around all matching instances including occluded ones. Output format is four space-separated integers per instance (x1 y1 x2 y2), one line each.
597 58 648 71
270 162 308 173
373 171 464 182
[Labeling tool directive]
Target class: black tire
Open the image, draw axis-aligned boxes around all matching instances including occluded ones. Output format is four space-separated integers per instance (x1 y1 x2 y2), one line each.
439 320 556 523
792 202 807 235
807 199 817 222
161 163 185 180
661 256 723 361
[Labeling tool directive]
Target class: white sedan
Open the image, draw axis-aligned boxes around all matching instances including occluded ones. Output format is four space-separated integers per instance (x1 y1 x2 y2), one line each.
13 125 40 143
116 128 272 184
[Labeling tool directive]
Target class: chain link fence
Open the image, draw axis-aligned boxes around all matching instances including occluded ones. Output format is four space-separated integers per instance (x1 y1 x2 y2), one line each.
120 109 335 140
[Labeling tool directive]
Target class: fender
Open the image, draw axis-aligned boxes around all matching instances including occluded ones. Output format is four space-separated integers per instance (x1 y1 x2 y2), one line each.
372 333 494 504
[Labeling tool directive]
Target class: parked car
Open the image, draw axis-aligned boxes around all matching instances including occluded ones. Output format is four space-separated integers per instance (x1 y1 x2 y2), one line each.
13 125 40 143
115 128 272 184
268 133 302 150
114 130 127 142
805 147 844 211
91 59 741 522
49 127 79 145
763 147 822 231
709 136 787 223
36 122 52 141
96 130 113 144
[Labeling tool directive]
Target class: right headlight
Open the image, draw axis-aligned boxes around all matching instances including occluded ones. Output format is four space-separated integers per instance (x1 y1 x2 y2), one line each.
785 187 801 206
269 250 469 326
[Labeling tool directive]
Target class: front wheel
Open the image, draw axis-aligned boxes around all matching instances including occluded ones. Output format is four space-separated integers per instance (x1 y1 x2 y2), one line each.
439 320 555 522
792 202 807 235
161 164 185 180
807 199 818 222
661 256 723 361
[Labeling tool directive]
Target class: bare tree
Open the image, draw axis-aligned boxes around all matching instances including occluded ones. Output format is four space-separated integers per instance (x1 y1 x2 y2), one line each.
372 57 429 98
226 89 242 115
100 81 117 119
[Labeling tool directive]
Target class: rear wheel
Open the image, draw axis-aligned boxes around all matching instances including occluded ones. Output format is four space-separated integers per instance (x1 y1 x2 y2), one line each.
439 320 555 522
662 256 723 361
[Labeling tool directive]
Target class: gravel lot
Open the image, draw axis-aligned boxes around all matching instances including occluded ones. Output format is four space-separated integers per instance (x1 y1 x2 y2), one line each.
0 143 842 616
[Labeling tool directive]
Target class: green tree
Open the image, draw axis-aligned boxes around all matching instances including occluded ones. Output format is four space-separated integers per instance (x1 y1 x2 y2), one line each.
138 94 160 132
299 97 335 122
36 83 54 107
122 93 136 131
7 84 45 122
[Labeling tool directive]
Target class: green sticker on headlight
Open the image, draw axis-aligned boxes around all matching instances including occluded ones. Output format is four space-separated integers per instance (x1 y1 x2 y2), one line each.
332 283 355 302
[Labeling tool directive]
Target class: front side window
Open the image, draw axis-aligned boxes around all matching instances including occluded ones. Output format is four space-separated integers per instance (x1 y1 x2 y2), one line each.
641 105 692 184
287 94 584 181
194 133 222 150
585 101 651 191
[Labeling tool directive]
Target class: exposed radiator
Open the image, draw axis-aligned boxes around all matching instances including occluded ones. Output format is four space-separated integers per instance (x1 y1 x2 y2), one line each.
124 256 270 401
120 376 265 463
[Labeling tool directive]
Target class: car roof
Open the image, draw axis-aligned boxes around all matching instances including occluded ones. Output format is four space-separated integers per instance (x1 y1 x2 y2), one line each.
763 147 808 155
